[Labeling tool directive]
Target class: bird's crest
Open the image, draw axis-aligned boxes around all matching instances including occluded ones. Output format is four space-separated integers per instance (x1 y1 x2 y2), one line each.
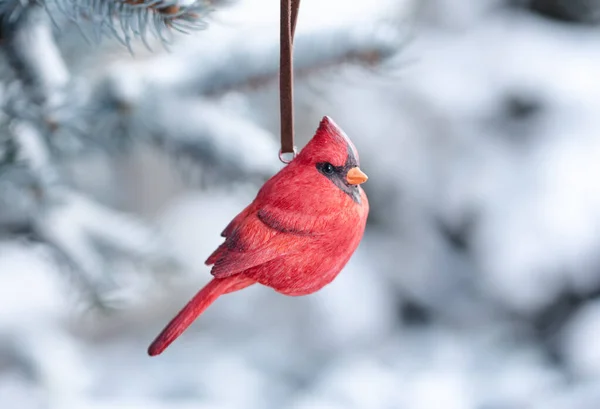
298 116 360 168
315 116 360 164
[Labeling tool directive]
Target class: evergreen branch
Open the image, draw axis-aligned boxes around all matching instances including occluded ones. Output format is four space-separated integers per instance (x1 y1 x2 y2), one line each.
193 24 401 95
1 4 69 106
0 120 181 310
82 79 282 181
111 22 401 95
139 95 282 181
52 0 214 48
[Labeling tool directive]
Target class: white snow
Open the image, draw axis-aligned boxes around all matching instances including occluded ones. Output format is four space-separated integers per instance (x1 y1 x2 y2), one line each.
3 0 600 408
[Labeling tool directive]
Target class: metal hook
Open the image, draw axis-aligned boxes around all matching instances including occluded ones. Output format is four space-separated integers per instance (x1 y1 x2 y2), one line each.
278 147 297 164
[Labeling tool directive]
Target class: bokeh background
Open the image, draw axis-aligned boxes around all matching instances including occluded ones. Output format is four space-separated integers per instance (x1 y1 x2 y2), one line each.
2 0 600 408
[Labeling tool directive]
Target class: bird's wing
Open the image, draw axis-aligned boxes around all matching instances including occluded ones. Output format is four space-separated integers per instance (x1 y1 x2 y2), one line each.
206 204 325 279
220 203 253 237
204 203 254 266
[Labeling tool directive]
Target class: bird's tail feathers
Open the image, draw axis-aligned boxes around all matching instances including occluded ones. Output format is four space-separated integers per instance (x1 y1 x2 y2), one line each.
147 275 253 356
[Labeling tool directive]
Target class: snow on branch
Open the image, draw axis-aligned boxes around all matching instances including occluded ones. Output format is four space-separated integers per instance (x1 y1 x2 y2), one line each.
1 0 215 50
81 77 281 181
1 4 69 107
100 22 402 95
0 121 180 308
139 95 282 180
33 189 181 307
0 8 180 306
50 0 214 49
190 24 402 95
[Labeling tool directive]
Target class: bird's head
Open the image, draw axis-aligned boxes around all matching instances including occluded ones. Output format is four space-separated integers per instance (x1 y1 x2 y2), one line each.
294 116 368 203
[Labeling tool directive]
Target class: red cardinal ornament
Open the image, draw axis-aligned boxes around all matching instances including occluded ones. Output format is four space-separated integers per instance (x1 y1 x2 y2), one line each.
148 116 369 356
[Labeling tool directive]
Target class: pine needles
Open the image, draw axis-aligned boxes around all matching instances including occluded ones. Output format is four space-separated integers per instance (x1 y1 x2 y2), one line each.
0 0 214 49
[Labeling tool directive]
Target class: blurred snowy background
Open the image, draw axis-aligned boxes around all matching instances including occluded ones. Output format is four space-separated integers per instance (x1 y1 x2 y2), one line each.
2 0 600 408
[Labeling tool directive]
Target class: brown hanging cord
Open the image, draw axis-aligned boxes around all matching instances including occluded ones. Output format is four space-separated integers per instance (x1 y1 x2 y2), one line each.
279 0 300 163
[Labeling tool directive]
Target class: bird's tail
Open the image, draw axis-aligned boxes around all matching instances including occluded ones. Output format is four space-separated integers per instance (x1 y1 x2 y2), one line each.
148 275 254 356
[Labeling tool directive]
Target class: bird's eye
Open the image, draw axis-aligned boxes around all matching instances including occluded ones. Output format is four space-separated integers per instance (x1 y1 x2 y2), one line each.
321 162 334 175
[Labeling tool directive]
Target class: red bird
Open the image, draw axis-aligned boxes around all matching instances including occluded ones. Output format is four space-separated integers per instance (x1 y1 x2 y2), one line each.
148 116 369 356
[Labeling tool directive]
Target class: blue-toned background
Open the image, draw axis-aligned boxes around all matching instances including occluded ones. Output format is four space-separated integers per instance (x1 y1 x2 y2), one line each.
2 0 600 408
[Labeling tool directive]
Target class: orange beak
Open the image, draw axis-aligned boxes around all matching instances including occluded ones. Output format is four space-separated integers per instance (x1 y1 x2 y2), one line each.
346 167 368 185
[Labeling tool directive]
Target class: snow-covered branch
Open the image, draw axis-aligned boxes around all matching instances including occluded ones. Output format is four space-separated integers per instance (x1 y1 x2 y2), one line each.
98 22 401 96
0 121 179 308
141 95 281 180
50 0 214 49
1 5 69 107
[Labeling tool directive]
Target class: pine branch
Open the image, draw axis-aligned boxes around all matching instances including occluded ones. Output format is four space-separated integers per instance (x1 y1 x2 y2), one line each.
80 70 282 181
0 3 82 157
0 9 114 300
0 121 180 310
1 4 69 107
49 0 215 49
194 24 401 95
1 0 215 50
105 22 401 96
139 95 282 181
34 190 180 297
